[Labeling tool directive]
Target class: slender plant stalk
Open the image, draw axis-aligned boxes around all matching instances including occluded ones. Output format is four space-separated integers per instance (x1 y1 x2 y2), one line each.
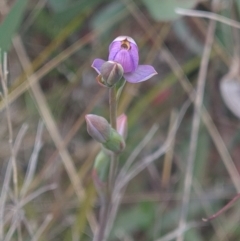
95 199 108 241
0 55 18 200
109 86 117 128
0 53 22 240
108 86 119 191
95 86 118 241
202 192 240 222
177 18 216 241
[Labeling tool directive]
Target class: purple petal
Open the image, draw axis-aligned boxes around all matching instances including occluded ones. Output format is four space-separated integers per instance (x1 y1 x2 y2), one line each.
91 58 106 74
108 42 139 73
108 41 122 60
123 65 157 83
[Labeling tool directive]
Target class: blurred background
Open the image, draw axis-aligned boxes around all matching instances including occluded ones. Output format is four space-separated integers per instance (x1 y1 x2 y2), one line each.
1 0 240 240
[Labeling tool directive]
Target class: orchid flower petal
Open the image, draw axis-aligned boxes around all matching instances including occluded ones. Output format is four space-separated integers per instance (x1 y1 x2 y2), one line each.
109 49 136 73
91 58 106 74
108 39 139 73
108 41 122 61
123 65 157 83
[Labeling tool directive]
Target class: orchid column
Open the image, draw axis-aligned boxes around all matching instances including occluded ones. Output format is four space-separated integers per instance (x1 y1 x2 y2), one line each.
86 36 157 241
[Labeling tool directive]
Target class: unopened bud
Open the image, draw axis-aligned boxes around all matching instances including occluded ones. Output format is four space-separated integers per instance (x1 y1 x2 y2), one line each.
117 114 128 140
85 114 126 153
85 114 111 143
103 128 125 153
100 61 123 87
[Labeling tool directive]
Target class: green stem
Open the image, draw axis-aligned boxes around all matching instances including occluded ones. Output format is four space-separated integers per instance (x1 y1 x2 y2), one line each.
95 86 118 241
95 196 109 241
108 86 118 191
109 86 117 129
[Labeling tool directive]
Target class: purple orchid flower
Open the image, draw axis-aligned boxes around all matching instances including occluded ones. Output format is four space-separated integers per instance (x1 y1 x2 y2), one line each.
92 36 157 83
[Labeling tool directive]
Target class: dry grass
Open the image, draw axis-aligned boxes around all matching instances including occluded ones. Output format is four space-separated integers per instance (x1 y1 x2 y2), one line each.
1 0 240 240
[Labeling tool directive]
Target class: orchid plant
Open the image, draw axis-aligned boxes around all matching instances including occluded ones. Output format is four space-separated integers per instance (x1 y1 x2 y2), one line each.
85 36 157 241
92 36 157 84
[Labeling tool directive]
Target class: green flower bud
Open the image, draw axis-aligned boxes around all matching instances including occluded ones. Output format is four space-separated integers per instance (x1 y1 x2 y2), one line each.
103 128 125 153
85 114 111 143
100 61 124 87
86 114 126 153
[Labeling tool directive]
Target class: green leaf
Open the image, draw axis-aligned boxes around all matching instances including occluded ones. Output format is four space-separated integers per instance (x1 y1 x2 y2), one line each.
141 0 197 21
0 0 28 53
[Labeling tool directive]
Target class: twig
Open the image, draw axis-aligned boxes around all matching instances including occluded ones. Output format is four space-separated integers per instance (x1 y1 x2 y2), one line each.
154 221 204 241
3 217 19 241
161 110 177 187
22 215 34 238
20 184 57 208
0 161 12 240
30 214 53 241
176 8 240 29
0 53 19 202
20 121 44 197
2 184 57 237
202 193 240 222
104 185 127 241
0 124 28 240
116 124 159 183
177 17 216 241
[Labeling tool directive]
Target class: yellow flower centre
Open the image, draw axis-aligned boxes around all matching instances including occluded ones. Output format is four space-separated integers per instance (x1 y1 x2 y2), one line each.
121 39 131 50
